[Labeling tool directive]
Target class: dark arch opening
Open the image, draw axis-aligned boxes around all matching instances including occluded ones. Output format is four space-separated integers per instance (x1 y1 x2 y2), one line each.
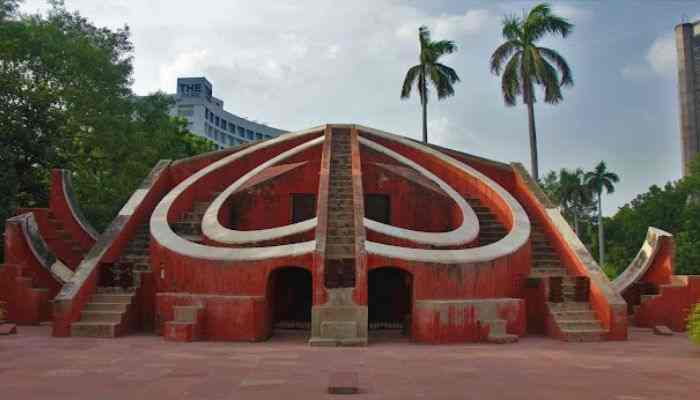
368 267 412 335
268 267 312 332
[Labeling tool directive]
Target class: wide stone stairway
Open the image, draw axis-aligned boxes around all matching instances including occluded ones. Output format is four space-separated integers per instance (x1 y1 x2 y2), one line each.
310 127 367 346
324 129 356 289
529 222 606 341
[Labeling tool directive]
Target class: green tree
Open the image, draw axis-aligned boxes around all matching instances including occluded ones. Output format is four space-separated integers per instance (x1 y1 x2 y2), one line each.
689 303 700 345
401 25 460 144
585 161 620 266
559 168 592 237
490 3 574 181
0 1 214 258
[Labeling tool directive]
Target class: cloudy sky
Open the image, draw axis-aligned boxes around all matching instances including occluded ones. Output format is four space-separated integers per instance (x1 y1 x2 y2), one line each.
20 0 700 215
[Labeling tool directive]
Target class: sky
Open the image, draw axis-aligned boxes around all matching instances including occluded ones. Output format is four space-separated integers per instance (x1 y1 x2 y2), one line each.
19 0 700 215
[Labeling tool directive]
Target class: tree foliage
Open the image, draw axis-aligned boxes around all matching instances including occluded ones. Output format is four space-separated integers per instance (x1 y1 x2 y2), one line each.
401 25 460 143
491 3 574 181
689 303 700 345
0 1 214 259
603 156 700 276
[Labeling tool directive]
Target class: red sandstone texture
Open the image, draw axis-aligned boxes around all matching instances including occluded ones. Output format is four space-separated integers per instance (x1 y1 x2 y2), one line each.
0 326 698 399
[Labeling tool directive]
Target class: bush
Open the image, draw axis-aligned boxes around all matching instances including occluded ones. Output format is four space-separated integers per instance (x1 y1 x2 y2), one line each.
689 303 700 345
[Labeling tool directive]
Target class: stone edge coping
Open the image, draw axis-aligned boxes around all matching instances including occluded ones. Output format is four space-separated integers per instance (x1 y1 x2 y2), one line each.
201 137 323 244
611 227 673 294
150 127 325 261
510 164 627 307
55 159 172 301
359 136 479 246
9 212 71 283
358 125 530 264
59 169 100 240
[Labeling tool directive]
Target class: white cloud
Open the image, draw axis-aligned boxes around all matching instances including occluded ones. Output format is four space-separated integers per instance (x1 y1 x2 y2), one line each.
158 50 209 90
622 33 677 80
551 3 593 22
646 35 676 77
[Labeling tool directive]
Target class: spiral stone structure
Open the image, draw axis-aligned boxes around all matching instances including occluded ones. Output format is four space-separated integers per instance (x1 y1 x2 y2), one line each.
3 124 640 344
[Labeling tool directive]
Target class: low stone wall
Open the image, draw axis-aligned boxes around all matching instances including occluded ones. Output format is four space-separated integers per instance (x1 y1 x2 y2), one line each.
413 298 525 343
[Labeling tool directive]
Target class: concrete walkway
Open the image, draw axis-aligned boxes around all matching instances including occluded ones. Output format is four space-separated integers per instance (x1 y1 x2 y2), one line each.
0 327 698 399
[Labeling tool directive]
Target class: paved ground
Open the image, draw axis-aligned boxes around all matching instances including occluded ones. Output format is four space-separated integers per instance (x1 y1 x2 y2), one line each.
1 326 698 400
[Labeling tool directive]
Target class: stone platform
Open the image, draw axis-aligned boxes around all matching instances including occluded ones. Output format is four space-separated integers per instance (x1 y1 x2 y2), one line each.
0 326 698 399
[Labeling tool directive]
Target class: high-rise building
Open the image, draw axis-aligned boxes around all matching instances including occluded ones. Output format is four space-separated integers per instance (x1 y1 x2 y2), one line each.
170 77 286 149
676 21 700 176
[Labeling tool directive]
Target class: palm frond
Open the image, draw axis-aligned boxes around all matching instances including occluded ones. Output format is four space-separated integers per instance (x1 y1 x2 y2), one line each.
401 64 421 99
538 47 573 86
435 63 460 84
490 40 520 74
419 25 431 49
502 15 521 41
501 52 521 106
534 51 563 104
430 40 458 58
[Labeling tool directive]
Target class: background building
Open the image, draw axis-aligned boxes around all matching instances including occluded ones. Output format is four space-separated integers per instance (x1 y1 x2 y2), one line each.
170 77 286 149
676 20 700 176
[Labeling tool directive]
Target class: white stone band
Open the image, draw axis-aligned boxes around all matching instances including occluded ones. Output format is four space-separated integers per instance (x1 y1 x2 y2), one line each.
359 137 479 246
201 137 323 244
150 127 324 261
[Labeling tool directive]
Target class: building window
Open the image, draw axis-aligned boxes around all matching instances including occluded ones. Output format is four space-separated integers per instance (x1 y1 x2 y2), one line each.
247 130 254 140
229 124 236 133
221 119 227 130
209 113 214 123
238 126 245 137
215 116 220 127
205 108 209 119
255 133 263 140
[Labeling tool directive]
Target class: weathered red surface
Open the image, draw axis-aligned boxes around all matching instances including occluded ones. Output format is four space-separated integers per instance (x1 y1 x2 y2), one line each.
3 326 699 399
635 276 700 331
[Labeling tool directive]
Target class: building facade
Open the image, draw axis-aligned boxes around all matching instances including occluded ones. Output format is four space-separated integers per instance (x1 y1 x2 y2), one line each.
676 21 700 176
170 77 286 149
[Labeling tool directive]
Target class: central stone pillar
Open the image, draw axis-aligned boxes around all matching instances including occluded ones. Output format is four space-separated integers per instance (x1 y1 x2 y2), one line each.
310 125 367 346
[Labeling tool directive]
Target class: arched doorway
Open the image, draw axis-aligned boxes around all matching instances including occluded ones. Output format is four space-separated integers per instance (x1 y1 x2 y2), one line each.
368 267 412 336
268 267 312 333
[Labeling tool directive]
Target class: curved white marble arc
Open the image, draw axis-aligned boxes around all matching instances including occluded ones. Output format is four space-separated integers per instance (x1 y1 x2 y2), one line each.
359 137 479 246
611 227 672 294
150 127 324 261
358 125 531 264
202 137 323 244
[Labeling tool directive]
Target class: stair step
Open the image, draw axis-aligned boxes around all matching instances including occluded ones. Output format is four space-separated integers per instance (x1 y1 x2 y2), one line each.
80 310 124 322
84 302 129 312
91 293 133 304
71 321 121 338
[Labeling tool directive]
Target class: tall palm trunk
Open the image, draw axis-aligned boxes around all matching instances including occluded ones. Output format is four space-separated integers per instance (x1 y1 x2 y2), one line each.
526 98 539 181
573 211 579 237
421 65 428 143
597 192 604 265
422 96 428 143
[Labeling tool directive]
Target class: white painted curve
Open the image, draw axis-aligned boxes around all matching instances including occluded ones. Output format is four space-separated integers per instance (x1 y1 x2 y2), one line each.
201 136 323 244
150 127 324 261
359 137 479 246
358 126 531 264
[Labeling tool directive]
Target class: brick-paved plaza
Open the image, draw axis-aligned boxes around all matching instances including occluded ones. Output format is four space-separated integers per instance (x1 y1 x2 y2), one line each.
1 326 698 399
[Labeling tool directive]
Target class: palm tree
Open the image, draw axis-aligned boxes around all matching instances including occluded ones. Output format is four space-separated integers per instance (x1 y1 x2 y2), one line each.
401 26 460 143
585 161 619 266
558 168 591 237
490 3 574 181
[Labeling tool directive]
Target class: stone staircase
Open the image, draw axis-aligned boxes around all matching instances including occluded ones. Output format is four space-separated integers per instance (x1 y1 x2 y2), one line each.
164 305 205 342
527 223 607 341
324 129 356 289
465 197 507 245
112 223 151 288
530 223 568 277
45 211 86 268
171 191 222 243
71 288 135 337
310 128 366 346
